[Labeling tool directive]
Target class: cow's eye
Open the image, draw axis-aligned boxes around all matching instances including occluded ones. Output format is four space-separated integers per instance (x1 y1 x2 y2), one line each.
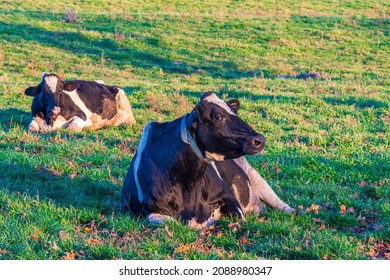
214 115 224 121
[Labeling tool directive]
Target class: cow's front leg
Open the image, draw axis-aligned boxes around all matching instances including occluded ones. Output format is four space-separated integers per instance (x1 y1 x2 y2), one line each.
185 198 245 229
28 115 47 132
64 117 88 132
28 118 41 132
220 191 246 222
234 157 296 213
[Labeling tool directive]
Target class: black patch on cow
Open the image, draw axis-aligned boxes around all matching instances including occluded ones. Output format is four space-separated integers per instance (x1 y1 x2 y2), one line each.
66 81 119 119
31 93 44 117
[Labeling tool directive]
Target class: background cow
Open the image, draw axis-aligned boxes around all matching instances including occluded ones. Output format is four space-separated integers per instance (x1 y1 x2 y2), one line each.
25 73 136 132
121 92 294 229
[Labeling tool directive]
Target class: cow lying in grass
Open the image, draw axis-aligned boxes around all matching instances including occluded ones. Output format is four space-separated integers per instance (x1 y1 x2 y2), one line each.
25 73 136 132
121 92 295 228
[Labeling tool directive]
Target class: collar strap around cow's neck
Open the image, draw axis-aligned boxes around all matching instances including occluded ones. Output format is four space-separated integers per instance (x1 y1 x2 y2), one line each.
180 114 213 164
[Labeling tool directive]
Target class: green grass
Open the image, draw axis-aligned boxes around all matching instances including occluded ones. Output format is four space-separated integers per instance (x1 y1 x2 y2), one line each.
0 0 389 260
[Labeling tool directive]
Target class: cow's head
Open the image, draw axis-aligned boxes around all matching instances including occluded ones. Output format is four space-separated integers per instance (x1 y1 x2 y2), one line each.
24 73 77 126
189 92 266 161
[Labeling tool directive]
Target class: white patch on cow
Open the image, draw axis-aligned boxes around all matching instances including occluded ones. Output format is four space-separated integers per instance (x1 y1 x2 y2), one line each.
231 183 241 205
62 89 93 119
205 151 225 161
44 75 58 93
210 162 222 180
203 93 236 116
237 207 246 221
95 80 106 85
148 213 175 225
230 183 250 220
133 123 152 203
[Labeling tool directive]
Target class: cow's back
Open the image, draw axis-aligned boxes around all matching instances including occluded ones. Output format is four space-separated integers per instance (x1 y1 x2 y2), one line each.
74 81 118 119
67 80 135 129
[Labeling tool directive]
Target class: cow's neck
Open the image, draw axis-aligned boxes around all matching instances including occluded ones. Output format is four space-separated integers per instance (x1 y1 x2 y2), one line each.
180 113 212 164
177 113 211 182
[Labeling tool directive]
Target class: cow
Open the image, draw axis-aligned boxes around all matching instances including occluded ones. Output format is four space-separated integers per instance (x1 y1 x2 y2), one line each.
121 92 294 229
24 73 136 132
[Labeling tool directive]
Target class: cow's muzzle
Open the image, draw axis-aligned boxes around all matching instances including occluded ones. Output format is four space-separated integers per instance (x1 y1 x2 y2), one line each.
45 106 61 126
52 106 61 116
243 135 266 154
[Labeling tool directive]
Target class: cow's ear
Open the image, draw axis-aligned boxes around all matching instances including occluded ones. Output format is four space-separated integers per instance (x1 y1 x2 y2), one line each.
62 81 78 91
194 100 209 123
227 99 240 113
25 86 39 97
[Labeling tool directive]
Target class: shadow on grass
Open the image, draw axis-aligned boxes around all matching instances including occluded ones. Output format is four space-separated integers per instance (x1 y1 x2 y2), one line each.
1 10 271 80
181 89 301 104
323 97 389 109
3 10 389 83
0 108 31 130
0 160 121 214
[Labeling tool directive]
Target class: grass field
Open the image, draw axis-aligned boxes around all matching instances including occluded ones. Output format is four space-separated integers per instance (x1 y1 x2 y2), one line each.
0 0 389 260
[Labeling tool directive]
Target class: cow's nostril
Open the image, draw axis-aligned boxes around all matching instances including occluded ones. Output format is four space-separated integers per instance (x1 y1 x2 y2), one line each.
251 136 265 148
253 139 261 147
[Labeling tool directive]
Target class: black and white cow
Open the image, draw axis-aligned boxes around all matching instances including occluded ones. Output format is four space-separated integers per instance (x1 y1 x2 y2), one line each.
121 92 294 228
25 73 136 132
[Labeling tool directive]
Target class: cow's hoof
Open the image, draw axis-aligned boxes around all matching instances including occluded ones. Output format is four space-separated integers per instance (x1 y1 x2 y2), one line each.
28 122 40 133
188 215 219 230
282 205 297 214
147 213 175 225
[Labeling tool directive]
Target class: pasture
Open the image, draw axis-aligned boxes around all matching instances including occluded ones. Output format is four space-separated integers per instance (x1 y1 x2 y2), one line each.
0 0 389 260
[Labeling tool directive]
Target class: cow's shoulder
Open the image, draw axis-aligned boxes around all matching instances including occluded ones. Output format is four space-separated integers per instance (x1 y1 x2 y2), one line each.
148 119 181 141
70 80 118 95
57 90 87 121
